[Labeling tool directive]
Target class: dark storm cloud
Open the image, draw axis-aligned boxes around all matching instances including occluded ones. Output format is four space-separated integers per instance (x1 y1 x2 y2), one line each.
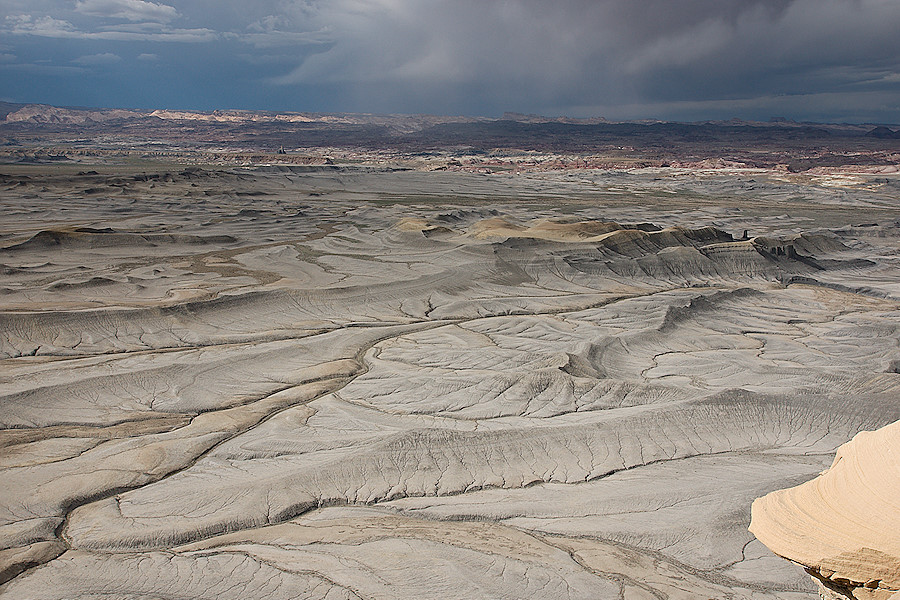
1 0 899 121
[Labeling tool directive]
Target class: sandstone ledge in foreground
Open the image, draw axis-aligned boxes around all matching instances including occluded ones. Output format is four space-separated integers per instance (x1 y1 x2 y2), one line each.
750 420 900 600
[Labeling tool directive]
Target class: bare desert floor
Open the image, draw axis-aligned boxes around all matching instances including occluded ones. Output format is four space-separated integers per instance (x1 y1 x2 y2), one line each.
2 164 899 599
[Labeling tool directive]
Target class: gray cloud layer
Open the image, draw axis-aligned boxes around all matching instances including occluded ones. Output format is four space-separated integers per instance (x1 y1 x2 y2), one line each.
74 0 178 23
1 0 899 121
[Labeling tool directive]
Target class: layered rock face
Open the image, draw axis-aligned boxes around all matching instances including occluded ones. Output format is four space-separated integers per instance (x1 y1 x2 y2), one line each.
751 421 900 600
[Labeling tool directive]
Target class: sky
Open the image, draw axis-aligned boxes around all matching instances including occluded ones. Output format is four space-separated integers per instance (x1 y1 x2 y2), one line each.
1 0 899 122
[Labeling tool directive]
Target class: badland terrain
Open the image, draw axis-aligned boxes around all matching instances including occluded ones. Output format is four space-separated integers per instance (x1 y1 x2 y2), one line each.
1 104 899 599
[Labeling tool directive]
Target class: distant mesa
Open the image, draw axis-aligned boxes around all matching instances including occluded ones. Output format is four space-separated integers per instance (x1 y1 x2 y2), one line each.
865 126 900 139
4 104 143 124
500 111 610 125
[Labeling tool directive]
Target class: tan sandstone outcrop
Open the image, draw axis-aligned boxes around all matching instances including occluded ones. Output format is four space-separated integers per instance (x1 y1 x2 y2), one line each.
750 420 900 599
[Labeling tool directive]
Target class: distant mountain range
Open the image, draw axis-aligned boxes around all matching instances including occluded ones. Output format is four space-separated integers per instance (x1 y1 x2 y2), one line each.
1 102 898 172
3 101 898 132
